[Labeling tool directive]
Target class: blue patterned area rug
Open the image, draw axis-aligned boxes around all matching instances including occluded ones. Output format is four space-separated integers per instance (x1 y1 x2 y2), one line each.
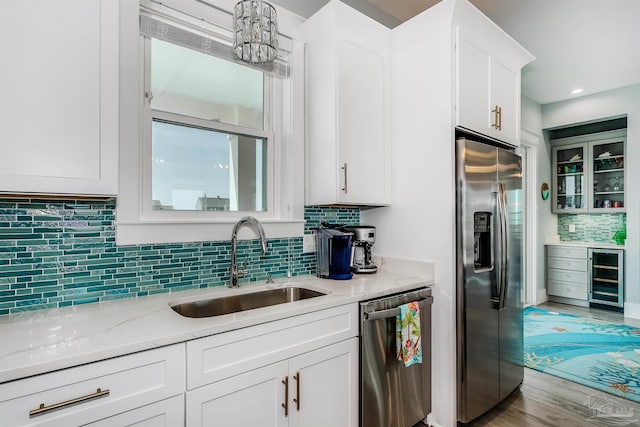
524 307 640 403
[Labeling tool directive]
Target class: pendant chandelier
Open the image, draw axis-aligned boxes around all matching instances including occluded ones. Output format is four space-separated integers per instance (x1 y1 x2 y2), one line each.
233 0 279 64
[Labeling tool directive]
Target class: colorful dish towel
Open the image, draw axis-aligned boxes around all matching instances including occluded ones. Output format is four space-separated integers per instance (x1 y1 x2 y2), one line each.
396 301 422 367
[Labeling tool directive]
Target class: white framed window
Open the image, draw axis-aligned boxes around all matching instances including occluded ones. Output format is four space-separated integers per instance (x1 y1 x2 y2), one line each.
117 0 305 245
143 36 274 215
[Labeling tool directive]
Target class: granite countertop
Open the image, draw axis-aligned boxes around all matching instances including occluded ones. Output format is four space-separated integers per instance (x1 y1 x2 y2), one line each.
0 258 433 384
545 241 625 250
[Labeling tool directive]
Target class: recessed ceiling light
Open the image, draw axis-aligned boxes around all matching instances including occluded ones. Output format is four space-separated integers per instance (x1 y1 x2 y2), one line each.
570 88 584 95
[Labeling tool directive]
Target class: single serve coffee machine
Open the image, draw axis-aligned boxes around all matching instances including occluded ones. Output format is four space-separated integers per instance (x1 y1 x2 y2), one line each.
344 226 377 274
315 224 353 280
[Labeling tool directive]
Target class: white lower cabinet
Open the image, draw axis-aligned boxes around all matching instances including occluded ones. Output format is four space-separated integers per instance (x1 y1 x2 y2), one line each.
0 344 185 427
185 304 359 427
287 339 358 427
0 305 359 427
186 338 358 427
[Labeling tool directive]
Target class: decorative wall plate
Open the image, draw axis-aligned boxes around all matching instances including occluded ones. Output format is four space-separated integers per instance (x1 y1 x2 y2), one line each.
541 182 549 200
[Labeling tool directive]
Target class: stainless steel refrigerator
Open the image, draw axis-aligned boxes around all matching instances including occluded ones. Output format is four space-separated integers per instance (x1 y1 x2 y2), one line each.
455 137 523 424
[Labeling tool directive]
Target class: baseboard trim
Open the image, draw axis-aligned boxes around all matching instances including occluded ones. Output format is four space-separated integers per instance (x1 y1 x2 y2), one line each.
425 414 443 427
624 302 640 320
548 295 589 307
535 288 548 305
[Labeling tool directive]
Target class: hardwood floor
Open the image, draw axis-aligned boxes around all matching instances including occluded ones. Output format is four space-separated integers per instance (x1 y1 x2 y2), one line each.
468 368 640 426
538 301 640 328
467 302 640 426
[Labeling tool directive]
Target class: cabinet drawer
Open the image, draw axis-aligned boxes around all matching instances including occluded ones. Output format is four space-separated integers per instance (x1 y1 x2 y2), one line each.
548 268 587 284
0 344 185 427
186 304 358 390
85 395 184 427
547 257 587 272
547 246 587 260
548 280 588 300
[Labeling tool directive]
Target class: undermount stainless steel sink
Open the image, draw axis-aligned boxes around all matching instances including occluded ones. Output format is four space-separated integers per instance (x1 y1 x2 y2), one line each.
170 287 326 318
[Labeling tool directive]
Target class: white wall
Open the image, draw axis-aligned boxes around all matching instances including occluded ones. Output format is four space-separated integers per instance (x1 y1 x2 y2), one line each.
521 96 555 302
542 84 640 318
522 95 542 135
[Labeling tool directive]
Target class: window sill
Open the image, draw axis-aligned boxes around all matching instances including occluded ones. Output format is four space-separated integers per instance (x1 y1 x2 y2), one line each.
115 219 305 246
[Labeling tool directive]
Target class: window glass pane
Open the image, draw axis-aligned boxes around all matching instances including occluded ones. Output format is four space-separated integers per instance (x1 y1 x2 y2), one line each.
151 39 264 129
152 120 267 212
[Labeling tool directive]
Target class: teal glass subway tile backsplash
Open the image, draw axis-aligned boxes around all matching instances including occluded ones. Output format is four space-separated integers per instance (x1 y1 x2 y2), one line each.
0 198 360 316
304 206 360 233
558 213 626 243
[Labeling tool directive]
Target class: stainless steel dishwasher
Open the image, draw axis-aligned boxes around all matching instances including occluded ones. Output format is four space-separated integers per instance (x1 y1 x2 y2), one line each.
360 287 433 427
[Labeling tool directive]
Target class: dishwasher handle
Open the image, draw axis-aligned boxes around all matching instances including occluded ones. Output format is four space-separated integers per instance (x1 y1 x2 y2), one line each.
363 296 433 321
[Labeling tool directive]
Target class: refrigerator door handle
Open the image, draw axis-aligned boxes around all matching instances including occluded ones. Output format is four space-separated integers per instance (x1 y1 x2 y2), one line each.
489 186 500 306
497 183 509 310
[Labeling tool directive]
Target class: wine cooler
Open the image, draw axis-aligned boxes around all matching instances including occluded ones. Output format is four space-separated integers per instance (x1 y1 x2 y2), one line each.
588 248 624 309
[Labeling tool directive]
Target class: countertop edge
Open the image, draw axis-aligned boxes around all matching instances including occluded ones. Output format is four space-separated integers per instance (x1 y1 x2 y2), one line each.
544 241 625 249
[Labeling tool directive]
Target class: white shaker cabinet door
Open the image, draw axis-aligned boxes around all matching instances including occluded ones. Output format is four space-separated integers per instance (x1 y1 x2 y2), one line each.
489 57 520 145
455 25 530 146
0 0 118 196
186 361 289 427
456 34 491 140
336 41 389 206
288 338 359 427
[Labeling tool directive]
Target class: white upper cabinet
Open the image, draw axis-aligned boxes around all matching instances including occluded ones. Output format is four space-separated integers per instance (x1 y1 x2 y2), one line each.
454 8 534 146
302 0 391 206
0 0 118 196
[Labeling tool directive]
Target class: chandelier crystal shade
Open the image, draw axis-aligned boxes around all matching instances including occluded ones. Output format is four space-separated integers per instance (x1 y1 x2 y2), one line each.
233 0 279 64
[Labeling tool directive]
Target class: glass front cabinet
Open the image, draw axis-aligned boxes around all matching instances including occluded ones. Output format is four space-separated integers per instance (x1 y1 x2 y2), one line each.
553 143 586 212
551 131 626 214
592 140 625 210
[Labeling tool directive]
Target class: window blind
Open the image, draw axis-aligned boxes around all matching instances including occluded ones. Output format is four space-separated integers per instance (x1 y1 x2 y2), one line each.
139 12 290 79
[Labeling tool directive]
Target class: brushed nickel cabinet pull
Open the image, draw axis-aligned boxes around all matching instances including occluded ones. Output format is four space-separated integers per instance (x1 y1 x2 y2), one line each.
282 376 289 417
497 106 502 130
29 388 110 417
341 163 348 194
492 105 501 130
293 372 300 411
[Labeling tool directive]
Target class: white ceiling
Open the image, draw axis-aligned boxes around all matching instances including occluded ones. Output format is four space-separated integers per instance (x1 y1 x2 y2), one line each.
271 0 640 105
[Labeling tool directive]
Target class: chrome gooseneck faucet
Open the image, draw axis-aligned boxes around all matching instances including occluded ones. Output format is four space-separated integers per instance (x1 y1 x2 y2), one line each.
230 216 268 288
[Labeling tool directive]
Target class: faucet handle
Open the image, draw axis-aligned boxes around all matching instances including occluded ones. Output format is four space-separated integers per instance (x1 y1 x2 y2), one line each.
266 274 274 284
